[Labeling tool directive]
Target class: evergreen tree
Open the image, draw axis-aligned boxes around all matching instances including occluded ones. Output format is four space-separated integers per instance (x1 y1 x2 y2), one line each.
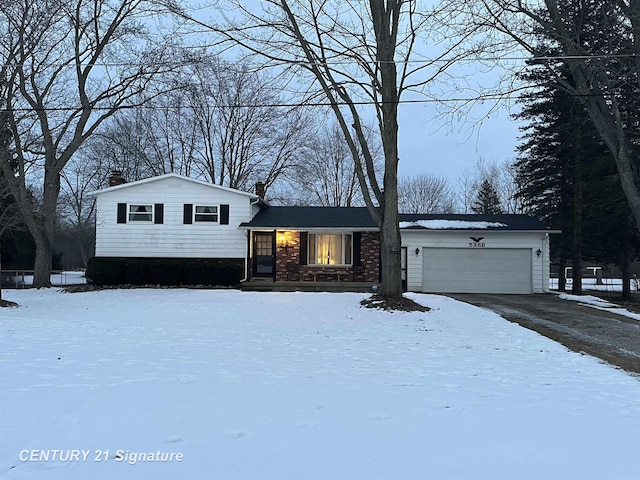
514 0 639 297
471 180 503 214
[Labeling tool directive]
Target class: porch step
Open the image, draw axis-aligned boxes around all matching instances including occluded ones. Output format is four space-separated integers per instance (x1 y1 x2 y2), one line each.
241 281 376 293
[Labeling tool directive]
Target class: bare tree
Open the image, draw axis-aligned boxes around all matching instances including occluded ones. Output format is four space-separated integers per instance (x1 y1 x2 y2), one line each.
188 57 311 194
398 174 456 213
292 120 384 207
59 150 105 267
86 56 310 197
93 91 199 178
171 1 474 298
0 0 180 287
455 158 521 213
457 0 640 233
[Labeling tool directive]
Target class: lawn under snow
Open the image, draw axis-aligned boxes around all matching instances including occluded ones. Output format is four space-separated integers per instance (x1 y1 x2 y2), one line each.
1 289 639 480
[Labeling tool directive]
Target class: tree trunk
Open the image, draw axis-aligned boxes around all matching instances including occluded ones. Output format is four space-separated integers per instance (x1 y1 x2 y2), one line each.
571 131 583 296
570 241 582 295
32 234 53 288
374 0 403 298
379 203 402 298
621 263 631 300
621 236 631 300
558 254 566 292
31 169 60 288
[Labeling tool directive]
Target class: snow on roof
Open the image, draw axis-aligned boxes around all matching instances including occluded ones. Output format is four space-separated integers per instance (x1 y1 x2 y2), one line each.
399 220 508 230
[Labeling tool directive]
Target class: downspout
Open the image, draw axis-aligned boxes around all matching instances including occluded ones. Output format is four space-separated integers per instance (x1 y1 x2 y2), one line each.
242 228 250 284
241 197 262 284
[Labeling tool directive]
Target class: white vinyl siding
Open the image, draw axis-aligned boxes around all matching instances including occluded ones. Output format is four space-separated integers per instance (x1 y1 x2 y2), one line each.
95 176 253 258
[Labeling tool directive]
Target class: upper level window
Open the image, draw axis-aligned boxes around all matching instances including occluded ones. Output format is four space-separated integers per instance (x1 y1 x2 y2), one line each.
129 204 153 222
195 205 218 223
309 233 352 265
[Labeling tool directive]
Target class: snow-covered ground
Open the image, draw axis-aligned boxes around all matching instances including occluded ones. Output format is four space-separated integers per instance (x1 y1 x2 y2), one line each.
1 289 639 480
558 293 640 322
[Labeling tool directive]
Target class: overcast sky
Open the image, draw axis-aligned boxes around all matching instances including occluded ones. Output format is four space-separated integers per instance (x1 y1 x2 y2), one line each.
189 1 525 184
397 101 522 182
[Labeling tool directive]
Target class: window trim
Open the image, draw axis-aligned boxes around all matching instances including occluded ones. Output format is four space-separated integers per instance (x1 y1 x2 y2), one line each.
128 204 154 223
308 233 353 266
193 205 219 224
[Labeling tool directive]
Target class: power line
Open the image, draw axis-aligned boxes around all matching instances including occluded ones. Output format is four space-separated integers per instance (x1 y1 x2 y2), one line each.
4 53 640 70
0 89 636 112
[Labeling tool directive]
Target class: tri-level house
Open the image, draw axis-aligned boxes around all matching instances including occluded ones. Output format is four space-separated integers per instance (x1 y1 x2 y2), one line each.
90 173 557 294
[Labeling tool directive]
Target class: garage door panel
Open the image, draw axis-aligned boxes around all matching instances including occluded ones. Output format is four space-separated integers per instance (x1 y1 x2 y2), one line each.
422 248 532 294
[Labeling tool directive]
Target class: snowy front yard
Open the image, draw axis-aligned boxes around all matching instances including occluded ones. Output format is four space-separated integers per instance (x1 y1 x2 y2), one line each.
1 289 639 480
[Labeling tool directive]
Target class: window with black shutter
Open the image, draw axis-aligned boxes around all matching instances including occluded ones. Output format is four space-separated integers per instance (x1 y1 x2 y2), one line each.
117 203 127 224
299 232 308 265
154 204 164 224
220 204 230 225
183 204 193 224
353 232 362 266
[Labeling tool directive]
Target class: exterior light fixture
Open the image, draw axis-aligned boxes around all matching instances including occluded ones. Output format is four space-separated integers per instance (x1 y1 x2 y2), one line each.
277 231 291 248
415 248 420 256
536 249 542 257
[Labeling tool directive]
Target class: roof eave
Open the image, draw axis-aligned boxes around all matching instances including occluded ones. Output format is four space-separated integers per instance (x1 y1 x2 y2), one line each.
239 226 378 231
400 228 561 233
90 173 258 199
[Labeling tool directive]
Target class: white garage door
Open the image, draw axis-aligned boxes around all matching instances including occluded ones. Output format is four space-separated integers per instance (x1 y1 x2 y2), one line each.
422 248 532 294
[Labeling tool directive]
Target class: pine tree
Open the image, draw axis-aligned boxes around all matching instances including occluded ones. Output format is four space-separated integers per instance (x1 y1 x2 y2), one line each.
514 0 640 296
471 180 503 214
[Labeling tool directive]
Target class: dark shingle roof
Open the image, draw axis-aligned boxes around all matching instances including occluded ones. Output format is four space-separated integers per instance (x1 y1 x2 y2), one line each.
241 208 557 231
241 206 377 229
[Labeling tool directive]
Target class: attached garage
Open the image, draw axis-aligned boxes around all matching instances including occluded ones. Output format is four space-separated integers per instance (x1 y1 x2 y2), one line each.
422 247 532 294
400 214 559 295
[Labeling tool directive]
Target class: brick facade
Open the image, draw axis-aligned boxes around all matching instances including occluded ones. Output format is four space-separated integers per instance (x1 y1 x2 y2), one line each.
274 231 380 283
275 231 301 281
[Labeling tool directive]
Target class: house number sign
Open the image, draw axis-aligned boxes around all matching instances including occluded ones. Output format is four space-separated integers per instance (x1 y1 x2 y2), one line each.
468 236 486 248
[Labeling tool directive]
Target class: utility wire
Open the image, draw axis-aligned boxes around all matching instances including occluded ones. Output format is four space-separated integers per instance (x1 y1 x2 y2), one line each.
4 53 640 69
0 89 637 112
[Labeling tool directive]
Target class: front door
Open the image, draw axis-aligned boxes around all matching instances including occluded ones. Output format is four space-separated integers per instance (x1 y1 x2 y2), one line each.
253 232 274 277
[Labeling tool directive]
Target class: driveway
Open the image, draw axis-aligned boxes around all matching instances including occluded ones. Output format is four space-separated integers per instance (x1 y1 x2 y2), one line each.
447 293 640 375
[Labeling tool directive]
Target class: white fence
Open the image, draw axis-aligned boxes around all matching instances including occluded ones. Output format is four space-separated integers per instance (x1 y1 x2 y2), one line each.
0 270 86 288
549 277 639 293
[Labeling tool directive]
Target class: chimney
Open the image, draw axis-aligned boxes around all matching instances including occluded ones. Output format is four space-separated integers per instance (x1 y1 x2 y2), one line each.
109 170 126 187
255 181 265 198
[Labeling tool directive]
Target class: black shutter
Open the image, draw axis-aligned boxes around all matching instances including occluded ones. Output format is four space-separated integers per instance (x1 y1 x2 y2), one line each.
299 232 308 265
117 203 126 224
220 204 230 225
154 204 164 224
183 204 193 224
353 232 362 266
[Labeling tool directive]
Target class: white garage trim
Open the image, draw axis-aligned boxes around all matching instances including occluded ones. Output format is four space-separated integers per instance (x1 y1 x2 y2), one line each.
422 247 533 294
